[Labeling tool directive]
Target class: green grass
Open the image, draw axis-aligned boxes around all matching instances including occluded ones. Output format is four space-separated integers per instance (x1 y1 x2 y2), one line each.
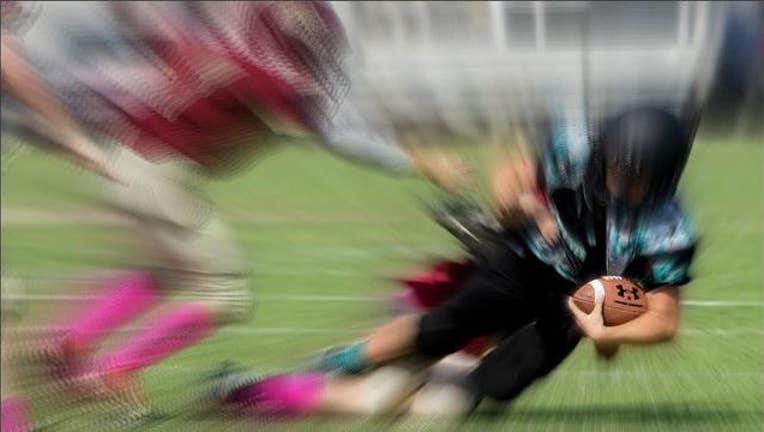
1 137 762 431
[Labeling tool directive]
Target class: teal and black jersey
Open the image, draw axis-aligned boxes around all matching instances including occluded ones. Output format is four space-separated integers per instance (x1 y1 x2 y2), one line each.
519 116 697 290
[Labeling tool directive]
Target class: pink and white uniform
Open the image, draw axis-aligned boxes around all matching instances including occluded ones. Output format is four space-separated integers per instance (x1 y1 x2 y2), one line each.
8 2 414 405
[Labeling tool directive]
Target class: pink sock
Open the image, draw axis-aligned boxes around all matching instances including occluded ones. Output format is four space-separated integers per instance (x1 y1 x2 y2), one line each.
1 396 32 432
229 373 324 416
62 272 159 353
99 302 214 374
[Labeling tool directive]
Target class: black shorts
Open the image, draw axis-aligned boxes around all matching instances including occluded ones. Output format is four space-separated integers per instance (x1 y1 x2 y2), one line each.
415 238 581 402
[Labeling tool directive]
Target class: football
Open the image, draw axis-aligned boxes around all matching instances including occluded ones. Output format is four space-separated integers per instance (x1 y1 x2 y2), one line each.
572 276 647 326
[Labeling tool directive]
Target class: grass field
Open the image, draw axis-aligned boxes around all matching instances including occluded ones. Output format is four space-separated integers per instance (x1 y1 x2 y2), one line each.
1 137 762 431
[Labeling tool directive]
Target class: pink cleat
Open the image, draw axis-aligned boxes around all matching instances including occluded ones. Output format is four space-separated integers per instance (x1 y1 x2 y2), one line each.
1 396 32 432
210 366 324 418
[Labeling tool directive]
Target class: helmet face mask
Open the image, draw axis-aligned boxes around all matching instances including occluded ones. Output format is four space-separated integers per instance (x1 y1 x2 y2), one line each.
596 106 692 209
605 160 648 208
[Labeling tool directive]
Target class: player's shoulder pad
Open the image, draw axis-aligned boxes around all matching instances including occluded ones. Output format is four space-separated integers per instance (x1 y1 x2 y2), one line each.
638 200 697 255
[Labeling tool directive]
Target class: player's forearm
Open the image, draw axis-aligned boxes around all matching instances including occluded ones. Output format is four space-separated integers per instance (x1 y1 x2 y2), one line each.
1 45 89 146
320 130 414 174
596 310 678 345
316 100 414 174
1 38 116 179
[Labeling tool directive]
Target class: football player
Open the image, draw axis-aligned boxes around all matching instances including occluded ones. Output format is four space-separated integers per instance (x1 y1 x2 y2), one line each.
2 1 467 426
208 105 700 417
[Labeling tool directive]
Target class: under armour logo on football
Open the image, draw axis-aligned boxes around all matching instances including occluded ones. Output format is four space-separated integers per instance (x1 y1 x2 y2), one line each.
616 284 640 301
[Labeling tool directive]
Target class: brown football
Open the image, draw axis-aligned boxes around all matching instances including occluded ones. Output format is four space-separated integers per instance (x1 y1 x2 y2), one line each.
572 276 647 326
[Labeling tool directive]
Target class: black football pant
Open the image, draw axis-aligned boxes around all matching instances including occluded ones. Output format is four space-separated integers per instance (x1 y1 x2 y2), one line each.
415 241 581 403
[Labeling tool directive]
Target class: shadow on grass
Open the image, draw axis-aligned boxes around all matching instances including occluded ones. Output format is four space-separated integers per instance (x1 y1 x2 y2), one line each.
468 401 754 424
170 401 757 432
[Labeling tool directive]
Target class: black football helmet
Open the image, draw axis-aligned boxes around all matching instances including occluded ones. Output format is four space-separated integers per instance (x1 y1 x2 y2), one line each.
588 106 693 207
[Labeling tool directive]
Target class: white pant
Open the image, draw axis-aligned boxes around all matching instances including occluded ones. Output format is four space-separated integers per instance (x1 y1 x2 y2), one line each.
106 148 253 323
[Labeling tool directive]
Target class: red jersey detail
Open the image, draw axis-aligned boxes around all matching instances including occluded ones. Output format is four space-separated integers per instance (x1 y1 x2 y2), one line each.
394 260 488 358
95 1 345 170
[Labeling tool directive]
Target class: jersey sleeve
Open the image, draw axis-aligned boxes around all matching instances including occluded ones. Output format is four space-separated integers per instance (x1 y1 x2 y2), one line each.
633 201 698 289
313 92 413 174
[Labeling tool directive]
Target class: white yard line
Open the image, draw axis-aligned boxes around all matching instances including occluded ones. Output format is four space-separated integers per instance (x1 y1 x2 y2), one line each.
5 292 763 307
6 324 763 336
0 207 425 226
679 328 764 336
681 300 764 307
1 293 383 302
553 370 763 377
147 365 764 377
5 325 361 336
4 206 763 232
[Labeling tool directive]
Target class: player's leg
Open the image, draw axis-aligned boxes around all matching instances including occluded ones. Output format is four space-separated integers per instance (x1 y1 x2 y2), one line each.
314 258 533 375
87 149 252 381
398 256 579 415
317 354 476 417
406 352 485 416
264 261 487 417
56 272 161 361
208 230 522 418
462 307 580 407
0 396 32 432
313 314 421 374
44 147 163 361
210 356 433 417
44 147 250 417
322 356 434 415
399 315 579 418
209 349 491 418
389 259 475 314
97 215 252 377
1 277 34 432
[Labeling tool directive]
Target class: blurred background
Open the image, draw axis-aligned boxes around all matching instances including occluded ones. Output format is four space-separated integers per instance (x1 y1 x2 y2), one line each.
335 1 724 132
12 1 763 142
1 1 762 431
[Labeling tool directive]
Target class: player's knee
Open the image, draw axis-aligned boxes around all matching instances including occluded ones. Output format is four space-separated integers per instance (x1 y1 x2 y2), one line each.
217 291 255 325
410 382 480 416
415 335 463 358
471 351 545 401
218 298 254 325
415 313 471 358
360 359 429 415
200 275 254 325
1 275 27 323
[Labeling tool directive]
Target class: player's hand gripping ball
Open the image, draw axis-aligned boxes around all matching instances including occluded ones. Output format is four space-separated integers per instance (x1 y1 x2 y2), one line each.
571 276 647 327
